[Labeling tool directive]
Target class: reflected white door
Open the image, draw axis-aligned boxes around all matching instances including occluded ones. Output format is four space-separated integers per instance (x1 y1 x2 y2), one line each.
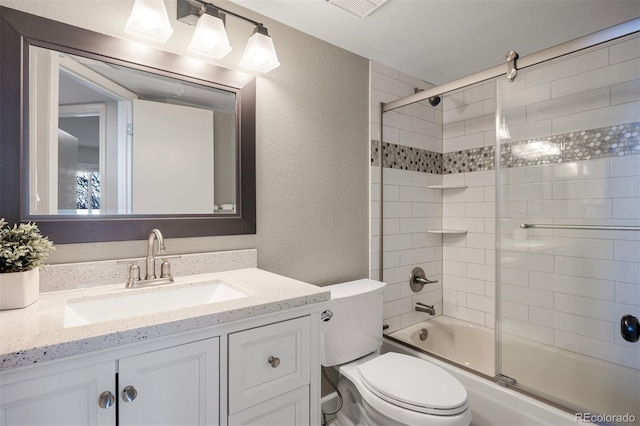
132 99 214 214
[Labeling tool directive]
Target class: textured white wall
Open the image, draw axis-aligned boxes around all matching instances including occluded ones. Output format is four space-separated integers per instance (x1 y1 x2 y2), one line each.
1 0 370 286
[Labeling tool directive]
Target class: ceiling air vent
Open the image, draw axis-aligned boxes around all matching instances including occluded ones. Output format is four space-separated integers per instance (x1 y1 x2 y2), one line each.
327 0 389 18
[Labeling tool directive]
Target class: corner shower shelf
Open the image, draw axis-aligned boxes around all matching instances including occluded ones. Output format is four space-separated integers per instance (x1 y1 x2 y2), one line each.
427 229 468 234
427 185 468 190
427 186 468 234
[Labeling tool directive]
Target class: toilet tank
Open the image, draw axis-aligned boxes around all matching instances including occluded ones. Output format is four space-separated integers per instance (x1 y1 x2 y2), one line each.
320 279 386 367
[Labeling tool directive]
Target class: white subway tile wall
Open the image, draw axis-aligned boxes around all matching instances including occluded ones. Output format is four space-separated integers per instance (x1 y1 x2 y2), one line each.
370 33 640 371
498 34 640 370
441 80 497 329
370 61 443 334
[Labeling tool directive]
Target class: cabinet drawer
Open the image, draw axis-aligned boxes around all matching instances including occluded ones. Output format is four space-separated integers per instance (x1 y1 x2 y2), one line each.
228 316 310 413
228 386 309 426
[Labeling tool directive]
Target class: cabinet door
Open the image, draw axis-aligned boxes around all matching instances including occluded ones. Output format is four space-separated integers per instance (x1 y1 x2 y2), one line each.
0 361 115 426
228 387 309 426
118 337 219 426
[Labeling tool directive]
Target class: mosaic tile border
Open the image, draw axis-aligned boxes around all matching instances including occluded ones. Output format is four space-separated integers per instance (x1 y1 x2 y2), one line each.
371 140 442 174
443 146 495 174
501 122 640 168
372 122 640 175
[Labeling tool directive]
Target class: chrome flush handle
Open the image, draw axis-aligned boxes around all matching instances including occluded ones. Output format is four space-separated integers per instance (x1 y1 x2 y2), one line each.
320 310 333 322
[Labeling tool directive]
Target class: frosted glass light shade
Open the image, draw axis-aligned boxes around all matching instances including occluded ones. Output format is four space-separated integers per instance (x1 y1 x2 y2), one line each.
125 0 173 43
240 30 280 73
188 13 232 60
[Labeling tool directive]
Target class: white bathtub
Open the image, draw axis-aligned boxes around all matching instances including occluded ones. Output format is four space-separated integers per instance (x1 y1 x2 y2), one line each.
388 316 639 425
386 316 576 426
389 315 495 376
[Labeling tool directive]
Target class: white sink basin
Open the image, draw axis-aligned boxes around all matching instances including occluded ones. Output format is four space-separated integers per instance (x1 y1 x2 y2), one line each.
64 280 247 328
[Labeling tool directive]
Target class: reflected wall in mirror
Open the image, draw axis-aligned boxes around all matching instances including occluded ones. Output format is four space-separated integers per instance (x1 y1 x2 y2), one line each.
0 7 256 243
30 47 237 216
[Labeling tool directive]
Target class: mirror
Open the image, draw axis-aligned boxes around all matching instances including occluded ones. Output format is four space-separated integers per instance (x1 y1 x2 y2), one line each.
30 47 237 216
0 7 256 243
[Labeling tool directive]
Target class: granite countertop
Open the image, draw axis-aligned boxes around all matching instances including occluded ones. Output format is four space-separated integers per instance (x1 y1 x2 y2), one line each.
0 268 330 371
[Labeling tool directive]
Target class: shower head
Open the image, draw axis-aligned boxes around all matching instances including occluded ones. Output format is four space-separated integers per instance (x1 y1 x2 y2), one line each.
413 88 441 107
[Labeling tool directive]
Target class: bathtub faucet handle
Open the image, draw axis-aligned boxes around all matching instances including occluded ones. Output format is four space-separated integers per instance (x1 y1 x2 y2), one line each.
410 267 438 292
415 276 438 285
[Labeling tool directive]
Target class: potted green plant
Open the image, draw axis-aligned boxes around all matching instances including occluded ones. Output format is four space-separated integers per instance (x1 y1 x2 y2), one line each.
0 219 54 309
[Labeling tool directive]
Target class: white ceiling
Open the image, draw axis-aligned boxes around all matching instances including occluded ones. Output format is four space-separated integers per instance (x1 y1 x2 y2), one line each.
231 0 640 85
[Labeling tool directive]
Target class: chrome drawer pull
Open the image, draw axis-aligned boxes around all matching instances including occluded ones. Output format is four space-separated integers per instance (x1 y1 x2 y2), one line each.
268 356 280 368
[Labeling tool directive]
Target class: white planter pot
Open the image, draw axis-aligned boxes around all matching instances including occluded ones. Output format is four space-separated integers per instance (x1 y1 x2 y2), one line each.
0 269 39 310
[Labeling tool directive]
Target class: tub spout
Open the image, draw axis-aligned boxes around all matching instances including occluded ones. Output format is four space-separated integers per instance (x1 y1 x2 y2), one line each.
415 302 436 315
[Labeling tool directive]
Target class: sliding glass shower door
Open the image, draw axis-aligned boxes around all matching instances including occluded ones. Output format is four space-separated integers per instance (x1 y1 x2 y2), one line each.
496 33 640 422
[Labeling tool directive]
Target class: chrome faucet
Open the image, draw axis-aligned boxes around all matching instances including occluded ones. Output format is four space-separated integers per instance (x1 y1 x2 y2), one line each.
415 302 436 316
123 229 175 288
145 229 167 280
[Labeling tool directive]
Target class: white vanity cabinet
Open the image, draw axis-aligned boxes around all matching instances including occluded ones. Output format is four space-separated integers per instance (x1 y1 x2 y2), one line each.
0 338 219 426
0 309 320 426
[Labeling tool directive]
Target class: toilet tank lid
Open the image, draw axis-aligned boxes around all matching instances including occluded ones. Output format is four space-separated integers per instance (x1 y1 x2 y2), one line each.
325 279 385 300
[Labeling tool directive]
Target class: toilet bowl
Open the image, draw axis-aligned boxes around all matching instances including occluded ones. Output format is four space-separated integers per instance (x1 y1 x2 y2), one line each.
321 279 471 426
335 353 471 425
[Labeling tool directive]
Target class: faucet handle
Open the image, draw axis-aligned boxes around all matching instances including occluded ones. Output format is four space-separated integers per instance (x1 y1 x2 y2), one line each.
160 259 171 279
116 259 143 287
157 255 180 279
126 263 141 288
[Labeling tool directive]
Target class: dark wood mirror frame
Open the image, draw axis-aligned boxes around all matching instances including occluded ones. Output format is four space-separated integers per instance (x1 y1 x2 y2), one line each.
0 7 256 243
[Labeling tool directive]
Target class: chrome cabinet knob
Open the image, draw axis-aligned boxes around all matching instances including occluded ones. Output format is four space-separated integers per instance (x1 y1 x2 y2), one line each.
122 385 138 402
268 356 280 368
98 391 115 409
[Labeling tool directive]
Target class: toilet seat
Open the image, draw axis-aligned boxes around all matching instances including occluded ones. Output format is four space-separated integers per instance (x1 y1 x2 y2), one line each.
358 352 468 416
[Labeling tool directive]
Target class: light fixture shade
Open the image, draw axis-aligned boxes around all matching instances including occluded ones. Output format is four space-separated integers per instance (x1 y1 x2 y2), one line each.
125 0 173 43
188 12 232 60
240 28 280 73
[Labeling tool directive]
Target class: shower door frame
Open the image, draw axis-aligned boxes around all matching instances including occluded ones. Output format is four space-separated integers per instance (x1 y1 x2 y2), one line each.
381 18 639 114
376 14 640 412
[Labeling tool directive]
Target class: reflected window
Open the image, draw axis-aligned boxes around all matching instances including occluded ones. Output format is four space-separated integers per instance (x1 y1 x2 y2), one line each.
76 171 100 214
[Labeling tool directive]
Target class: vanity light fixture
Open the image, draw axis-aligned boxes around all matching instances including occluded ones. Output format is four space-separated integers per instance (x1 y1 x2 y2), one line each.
125 0 174 43
177 0 280 72
187 4 232 60
239 24 280 73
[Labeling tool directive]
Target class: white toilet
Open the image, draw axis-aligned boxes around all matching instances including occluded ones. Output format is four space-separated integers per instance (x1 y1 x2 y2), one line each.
320 279 472 426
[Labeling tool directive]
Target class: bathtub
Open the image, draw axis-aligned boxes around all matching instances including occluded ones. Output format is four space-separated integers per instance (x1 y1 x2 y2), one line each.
385 316 576 426
387 316 639 425
389 315 495 376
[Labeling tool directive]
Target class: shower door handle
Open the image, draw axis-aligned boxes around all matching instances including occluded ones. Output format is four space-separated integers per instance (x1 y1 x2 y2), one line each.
621 315 639 342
